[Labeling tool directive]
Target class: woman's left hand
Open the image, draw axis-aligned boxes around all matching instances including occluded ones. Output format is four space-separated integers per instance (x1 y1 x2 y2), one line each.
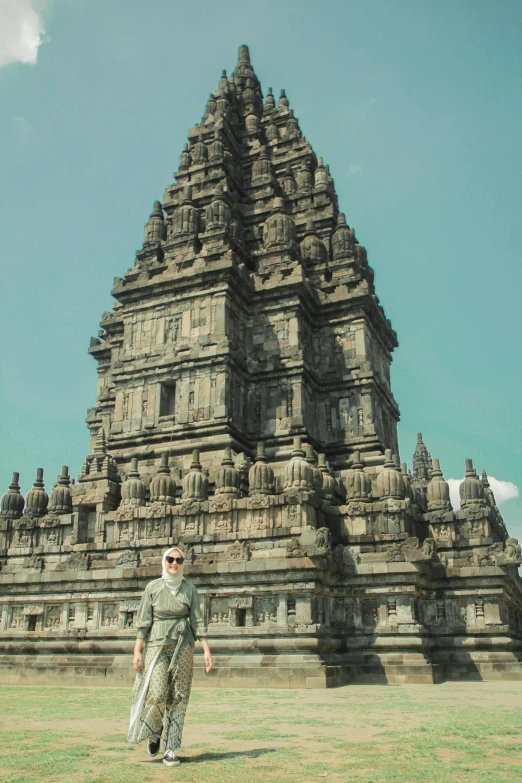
204 650 213 673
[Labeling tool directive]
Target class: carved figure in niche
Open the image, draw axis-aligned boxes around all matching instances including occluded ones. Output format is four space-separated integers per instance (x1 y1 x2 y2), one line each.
125 613 136 629
9 608 24 629
45 528 58 544
102 605 119 627
362 599 378 628
249 514 269 531
287 504 301 524
357 408 364 428
471 519 483 535
438 524 450 540
145 517 165 538
315 527 331 552
45 607 61 630
344 600 355 628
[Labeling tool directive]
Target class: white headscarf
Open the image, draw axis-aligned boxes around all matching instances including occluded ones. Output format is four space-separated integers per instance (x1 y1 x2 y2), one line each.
161 546 185 596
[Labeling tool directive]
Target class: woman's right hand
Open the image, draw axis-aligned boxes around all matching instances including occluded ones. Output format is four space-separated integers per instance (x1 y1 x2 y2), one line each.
133 652 143 672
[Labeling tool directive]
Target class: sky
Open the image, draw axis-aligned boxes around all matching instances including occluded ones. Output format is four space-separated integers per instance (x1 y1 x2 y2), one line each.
0 0 521 534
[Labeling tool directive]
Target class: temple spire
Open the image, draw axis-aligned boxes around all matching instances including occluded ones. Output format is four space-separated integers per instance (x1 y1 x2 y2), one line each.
238 44 251 65
412 432 432 483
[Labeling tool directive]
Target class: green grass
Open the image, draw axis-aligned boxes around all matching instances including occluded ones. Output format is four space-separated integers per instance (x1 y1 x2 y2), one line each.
0 683 521 783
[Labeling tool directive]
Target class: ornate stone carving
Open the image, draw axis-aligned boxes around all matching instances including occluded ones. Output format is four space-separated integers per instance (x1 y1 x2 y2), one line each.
209 495 233 513
489 538 522 566
385 537 436 563
214 448 240 497
345 452 372 503
23 555 44 571
226 540 251 560
25 468 49 517
149 452 176 505
116 550 139 568
248 443 275 495
58 552 90 571
459 459 485 508
1 472 25 521
48 466 73 514
246 494 269 510
121 459 146 507
376 450 405 500
182 450 208 501
284 436 314 491
426 459 452 511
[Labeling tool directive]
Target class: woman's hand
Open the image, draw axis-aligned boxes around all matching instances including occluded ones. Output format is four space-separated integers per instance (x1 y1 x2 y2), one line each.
133 651 143 672
201 638 213 673
133 637 145 672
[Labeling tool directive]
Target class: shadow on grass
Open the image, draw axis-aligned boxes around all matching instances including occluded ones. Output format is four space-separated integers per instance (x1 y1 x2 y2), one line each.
139 748 277 764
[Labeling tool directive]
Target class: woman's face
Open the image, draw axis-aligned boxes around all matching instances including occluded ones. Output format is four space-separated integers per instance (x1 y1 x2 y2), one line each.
165 549 183 576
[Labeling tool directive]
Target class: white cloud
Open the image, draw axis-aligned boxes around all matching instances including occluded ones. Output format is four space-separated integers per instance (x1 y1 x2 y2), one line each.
0 0 45 67
487 476 519 505
447 476 519 510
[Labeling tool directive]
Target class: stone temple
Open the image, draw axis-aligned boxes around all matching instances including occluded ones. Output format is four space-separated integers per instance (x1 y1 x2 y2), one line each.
1 45 521 687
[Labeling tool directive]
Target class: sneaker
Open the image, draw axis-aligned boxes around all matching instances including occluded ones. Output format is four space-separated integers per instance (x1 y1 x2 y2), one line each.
147 735 161 757
162 750 181 767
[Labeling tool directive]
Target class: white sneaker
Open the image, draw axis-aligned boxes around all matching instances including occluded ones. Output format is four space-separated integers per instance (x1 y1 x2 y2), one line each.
162 750 181 767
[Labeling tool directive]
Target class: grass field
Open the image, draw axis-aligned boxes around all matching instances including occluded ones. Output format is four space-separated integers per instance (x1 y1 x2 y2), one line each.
0 681 521 783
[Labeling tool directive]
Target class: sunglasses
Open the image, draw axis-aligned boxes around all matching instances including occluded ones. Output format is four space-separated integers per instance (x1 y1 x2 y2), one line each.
166 556 184 565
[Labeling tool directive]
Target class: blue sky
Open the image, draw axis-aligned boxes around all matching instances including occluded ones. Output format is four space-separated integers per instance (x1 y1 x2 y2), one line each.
0 0 520 533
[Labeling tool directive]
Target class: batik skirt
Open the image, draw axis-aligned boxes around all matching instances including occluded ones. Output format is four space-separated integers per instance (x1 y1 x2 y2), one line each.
128 640 194 751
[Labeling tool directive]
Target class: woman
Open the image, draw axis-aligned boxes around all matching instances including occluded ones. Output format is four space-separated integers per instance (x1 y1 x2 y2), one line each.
128 546 213 767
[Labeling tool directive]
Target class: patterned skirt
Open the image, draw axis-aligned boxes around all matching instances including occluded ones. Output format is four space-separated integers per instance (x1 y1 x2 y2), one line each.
128 641 194 751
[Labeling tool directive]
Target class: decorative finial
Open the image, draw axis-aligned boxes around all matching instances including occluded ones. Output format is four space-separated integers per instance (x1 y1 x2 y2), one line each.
278 89 289 110
383 449 394 468
431 458 443 477
58 466 70 485
238 44 251 64
292 435 304 456
222 447 234 466
256 442 267 461
151 200 163 217
351 451 364 470
158 452 170 474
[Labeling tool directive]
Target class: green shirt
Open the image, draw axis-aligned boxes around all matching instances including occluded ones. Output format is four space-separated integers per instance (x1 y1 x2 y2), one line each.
135 577 207 647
